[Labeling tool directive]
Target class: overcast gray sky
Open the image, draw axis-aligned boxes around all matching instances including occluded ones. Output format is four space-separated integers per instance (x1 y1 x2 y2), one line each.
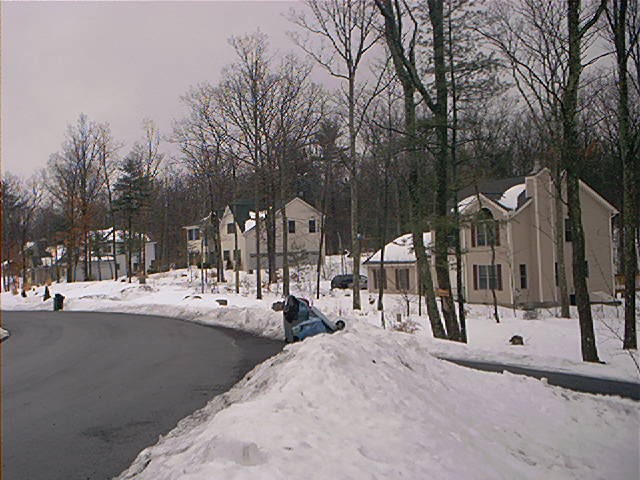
2 0 329 178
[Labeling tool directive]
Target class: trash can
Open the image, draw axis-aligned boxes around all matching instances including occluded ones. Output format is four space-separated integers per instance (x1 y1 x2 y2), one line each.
53 293 65 311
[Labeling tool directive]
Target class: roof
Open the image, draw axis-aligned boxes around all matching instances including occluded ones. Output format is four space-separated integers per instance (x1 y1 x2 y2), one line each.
229 200 253 233
457 177 528 213
457 177 525 203
364 232 432 265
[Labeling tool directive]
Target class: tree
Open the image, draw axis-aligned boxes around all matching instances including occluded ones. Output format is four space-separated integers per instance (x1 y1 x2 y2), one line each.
290 0 381 310
1 174 42 292
562 0 607 362
483 0 577 319
96 123 122 280
217 32 279 299
375 0 452 339
47 114 104 282
114 155 152 283
606 0 639 350
175 85 234 283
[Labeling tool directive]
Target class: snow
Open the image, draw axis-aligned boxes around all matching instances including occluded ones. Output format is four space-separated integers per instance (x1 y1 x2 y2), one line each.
117 321 638 480
0 327 9 340
365 232 432 264
457 183 526 213
497 183 526 210
2 261 638 480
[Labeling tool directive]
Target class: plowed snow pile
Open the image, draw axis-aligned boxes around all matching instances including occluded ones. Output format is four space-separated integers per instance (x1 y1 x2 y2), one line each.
117 322 639 480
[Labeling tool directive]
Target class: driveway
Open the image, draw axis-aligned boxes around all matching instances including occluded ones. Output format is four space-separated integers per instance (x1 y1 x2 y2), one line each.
442 358 640 401
1 311 283 480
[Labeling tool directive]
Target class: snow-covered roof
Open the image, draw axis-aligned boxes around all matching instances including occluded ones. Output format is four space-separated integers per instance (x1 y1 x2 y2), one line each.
94 228 152 243
497 183 526 210
364 232 432 264
457 182 527 213
244 210 267 233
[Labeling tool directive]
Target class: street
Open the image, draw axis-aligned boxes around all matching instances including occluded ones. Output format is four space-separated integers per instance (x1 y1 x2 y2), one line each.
1 311 283 480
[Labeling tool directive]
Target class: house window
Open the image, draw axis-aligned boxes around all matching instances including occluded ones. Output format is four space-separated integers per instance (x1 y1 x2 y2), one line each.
223 250 230 261
471 209 500 247
373 268 387 289
396 268 411 291
309 218 317 233
288 220 296 234
519 264 527 289
227 223 236 234
187 228 200 241
564 218 572 242
473 264 503 290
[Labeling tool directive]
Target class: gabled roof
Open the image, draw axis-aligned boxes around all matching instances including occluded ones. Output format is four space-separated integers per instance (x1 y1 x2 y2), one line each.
243 196 322 234
228 199 254 233
457 177 525 204
364 232 432 265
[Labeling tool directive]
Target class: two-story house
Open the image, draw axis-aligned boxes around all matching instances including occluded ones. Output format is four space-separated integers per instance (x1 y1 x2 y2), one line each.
185 197 324 272
364 168 617 308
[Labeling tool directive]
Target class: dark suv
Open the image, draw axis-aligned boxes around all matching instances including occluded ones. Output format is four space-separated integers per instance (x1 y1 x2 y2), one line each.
330 274 368 290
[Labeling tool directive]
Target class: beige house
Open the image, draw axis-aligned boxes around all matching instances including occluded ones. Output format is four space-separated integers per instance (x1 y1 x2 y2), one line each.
185 197 324 272
364 168 617 308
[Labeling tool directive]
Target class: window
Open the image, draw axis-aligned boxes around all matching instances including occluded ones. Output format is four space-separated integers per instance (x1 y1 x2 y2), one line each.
396 268 411 291
223 250 230 261
288 220 296 234
187 228 200 241
555 262 559 287
471 209 500 247
519 264 527 289
473 264 503 290
309 218 317 233
373 268 387 290
564 218 572 242
227 223 236 234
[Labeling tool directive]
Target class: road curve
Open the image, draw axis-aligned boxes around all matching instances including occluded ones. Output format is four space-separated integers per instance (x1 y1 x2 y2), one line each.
1 311 283 480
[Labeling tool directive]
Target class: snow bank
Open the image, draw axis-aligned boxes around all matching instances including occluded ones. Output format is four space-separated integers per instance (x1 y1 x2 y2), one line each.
2 270 638 381
117 321 639 480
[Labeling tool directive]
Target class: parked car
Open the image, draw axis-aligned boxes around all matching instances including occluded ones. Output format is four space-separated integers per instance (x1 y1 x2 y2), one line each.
330 274 368 290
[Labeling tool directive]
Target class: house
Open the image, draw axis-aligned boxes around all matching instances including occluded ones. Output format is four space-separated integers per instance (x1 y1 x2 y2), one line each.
364 168 617 308
74 229 157 281
184 197 324 272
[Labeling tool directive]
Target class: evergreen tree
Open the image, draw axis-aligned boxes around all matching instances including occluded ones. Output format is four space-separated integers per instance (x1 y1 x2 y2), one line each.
114 156 151 282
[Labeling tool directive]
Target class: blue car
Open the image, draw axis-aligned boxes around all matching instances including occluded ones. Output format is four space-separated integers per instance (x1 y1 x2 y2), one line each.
283 295 345 342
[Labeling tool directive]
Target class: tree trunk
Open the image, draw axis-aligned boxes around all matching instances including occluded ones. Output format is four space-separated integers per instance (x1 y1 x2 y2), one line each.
564 0 599 362
612 0 638 350
267 205 277 284
448 10 467 342
349 74 361 310
413 229 446 338
429 0 460 341
282 203 290 296
553 167 571 318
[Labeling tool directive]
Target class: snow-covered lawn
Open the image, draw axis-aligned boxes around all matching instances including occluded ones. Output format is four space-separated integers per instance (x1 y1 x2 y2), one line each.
2 265 638 479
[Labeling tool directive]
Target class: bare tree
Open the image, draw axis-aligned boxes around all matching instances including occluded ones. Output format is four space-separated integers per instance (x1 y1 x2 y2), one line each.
375 0 451 339
96 123 122 280
290 0 381 310
47 114 105 282
218 32 279 299
606 0 639 349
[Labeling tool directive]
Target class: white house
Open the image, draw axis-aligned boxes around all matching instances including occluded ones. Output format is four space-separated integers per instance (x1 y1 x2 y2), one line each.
185 197 324 272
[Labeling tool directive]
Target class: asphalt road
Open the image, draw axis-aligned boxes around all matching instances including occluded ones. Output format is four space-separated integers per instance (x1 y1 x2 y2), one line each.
1 311 283 480
442 358 640 401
